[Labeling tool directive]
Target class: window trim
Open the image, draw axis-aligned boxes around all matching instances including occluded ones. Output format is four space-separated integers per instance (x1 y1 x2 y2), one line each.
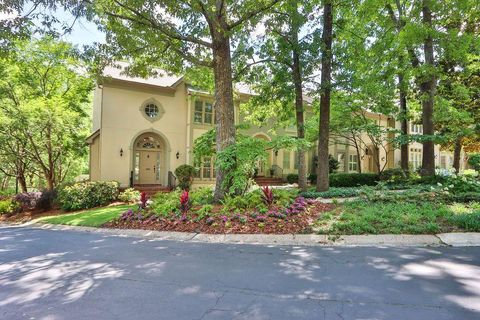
140 98 165 122
193 99 215 125
348 154 358 172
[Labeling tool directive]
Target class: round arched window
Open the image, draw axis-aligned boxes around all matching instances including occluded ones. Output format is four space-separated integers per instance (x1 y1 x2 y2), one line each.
144 104 159 118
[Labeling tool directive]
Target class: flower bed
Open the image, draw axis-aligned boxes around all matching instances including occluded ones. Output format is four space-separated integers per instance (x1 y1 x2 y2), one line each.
104 188 334 234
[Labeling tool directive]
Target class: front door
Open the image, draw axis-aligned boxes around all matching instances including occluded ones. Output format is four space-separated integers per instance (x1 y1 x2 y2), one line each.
138 151 160 184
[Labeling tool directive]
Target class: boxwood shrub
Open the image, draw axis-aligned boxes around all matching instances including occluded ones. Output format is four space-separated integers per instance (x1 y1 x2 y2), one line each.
57 181 120 211
300 187 361 199
286 174 298 184
309 173 379 187
0 199 21 215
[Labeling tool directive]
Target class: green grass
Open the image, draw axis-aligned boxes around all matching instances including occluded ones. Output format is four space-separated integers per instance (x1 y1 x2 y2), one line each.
39 204 133 227
316 200 480 235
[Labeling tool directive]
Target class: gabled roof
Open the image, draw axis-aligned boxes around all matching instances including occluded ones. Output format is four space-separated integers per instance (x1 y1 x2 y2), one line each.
86 129 100 144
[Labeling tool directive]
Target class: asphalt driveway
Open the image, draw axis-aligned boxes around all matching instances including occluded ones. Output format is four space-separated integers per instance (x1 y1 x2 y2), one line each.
1 226 479 319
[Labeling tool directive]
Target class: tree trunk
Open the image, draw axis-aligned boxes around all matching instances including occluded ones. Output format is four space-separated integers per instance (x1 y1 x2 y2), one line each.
316 0 333 192
453 137 462 173
292 22 307 191
212 34 236 202
18 175 27 193
398 73 409 171
355 140 362 173
420 0 436 176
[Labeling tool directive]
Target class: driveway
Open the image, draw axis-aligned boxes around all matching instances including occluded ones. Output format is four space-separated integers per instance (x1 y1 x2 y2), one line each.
0 226 479 319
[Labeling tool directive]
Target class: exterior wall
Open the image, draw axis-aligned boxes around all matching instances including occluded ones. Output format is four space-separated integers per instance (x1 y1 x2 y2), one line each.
89 135 101 181
92 86 102 132
97 82 189 187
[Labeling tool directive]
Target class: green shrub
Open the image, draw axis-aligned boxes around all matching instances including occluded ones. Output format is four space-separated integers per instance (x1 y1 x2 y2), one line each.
57 181 119 211
286 174 298 184
0 199 20 215
195 204 214 221
272 188 298 207
468 153 480 172
118 188 141 203
380 168 409 183
190 187 214 205
150 191 180 217
300 187 361 199
330 173 379 187
442 192 480 203
449 212 480 231
175 165 196 190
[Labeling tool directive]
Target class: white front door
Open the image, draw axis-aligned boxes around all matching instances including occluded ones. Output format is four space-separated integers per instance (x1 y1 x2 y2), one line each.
138 151 160 184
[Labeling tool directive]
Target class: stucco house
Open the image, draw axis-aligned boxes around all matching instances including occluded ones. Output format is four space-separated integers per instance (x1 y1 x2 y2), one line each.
87 64 465 189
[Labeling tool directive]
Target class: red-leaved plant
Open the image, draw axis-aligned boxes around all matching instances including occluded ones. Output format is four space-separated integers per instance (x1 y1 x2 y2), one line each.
261 186 274 207
179 190 191 216
140 192 148 209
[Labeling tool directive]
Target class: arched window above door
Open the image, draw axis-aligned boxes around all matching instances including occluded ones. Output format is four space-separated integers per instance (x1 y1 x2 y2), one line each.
135 134 163 150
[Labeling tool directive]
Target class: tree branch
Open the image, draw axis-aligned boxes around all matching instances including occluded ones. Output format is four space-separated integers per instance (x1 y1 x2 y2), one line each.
227 0 281 30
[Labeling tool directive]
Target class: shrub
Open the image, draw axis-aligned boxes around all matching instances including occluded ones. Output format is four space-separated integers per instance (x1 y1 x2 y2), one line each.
36 190 57 211
118 188 141 203
57 181 119 211
179 190 191 216
15 192 41 210
261 186 274 206
442 192 480 203
379 168 409 183
273 188 298 207
438 175 480 194
329 154 339 173
150 191 180 217
300 187 361 199
0 199 21 215
330 173 379 187
175 164 196 190
195 204 213 221
190 187 214 205
286 174 298 184
468 153 480 172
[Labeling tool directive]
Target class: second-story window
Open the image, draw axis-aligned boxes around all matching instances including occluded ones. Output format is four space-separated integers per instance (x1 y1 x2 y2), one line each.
194 100 215 125
410 123 423 134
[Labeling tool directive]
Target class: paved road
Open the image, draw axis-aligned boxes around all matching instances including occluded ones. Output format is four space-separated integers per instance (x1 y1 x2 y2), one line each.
1 226 479 320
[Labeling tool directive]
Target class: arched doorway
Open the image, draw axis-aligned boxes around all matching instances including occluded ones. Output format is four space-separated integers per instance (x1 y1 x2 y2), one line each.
253 133 272 177
133 133 165 185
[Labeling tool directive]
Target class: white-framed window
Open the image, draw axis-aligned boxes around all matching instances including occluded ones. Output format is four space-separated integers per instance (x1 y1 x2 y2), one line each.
194 157 215 180
194 100 215 125
348 154 358 172
409 148 422 170
283 150 291 169
337 153 345 172
410 123 423 134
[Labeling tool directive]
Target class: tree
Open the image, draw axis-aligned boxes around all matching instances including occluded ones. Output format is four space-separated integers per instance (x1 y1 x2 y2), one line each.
0 37 93 190
88 0 279 201
316 0 333 191
239 0 321 191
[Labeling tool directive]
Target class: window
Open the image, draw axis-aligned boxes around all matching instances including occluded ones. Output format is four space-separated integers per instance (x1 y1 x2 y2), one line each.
409 148 422 170
440 155 447 169
144 103 159 118
283 150 291 169
410 123 423 134
194 157 215 180
193 100 215 125
348 154 358 172
337 153 345 172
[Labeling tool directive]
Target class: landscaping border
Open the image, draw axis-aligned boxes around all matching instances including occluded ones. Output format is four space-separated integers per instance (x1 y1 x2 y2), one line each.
3 222 479 247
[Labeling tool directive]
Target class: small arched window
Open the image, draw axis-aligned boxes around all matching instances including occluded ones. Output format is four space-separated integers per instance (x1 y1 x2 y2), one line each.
140 98 164 122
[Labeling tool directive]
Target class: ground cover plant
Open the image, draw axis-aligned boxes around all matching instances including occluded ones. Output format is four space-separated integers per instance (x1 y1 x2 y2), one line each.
105 187 334 234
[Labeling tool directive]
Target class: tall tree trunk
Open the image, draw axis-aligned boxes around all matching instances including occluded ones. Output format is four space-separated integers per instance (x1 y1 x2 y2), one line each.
316 0 333 192
420 0 436 176
354 139 362 173
453 137 462 173
17 175 27 193
291 19 307 191
212 33 236 202
398 73 409 171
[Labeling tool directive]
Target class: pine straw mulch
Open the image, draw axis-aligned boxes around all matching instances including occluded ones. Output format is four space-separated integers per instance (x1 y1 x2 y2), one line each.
103 202 335 234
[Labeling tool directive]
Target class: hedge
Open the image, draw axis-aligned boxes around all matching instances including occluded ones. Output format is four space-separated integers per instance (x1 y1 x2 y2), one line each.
57 181 119 211
308 173 379 187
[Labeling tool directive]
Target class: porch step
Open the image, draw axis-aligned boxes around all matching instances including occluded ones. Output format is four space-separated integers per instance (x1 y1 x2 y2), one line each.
254 176 285 186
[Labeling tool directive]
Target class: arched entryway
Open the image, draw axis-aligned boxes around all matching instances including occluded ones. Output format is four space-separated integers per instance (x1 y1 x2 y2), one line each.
253 133 273 177
132 132 167 185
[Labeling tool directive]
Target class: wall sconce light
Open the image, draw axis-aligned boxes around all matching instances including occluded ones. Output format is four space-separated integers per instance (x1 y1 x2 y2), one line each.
274 150 278 157
176 151 180 159
381 157 385 161
120 148 124 157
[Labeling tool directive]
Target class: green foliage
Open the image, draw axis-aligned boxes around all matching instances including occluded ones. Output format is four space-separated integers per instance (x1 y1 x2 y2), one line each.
449 211 480 232
118 188 140 203
300 187 361 199
0 199 20 215
190 187 214 206
150 191 180 217
437 175 480 194
272 188 298 207
329 173 379 187
379 168 410 183
195 204 214 221
286 174 298 184
57 181 119 211
468 154 480 172
174 165 196 190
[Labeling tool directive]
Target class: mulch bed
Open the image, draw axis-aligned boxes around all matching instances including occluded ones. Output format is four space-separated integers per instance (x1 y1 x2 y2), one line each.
0 208 64 224
104 202 335 234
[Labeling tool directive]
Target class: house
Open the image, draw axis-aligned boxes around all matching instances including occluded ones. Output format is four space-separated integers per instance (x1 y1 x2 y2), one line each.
87 64 465 189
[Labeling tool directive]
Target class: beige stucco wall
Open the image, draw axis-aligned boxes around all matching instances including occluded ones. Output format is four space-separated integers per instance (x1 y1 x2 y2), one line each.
89 135 101 181
97 81 189 187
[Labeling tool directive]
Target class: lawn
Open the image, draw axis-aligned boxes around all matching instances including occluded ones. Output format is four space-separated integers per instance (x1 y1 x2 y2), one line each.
39 204 134 227
315 200 480 234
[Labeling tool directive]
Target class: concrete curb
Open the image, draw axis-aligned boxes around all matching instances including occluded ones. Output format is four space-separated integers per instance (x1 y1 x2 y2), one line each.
3 222 479 247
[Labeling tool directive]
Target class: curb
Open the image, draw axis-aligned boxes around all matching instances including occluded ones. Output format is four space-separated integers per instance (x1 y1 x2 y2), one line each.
3 222 479 247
